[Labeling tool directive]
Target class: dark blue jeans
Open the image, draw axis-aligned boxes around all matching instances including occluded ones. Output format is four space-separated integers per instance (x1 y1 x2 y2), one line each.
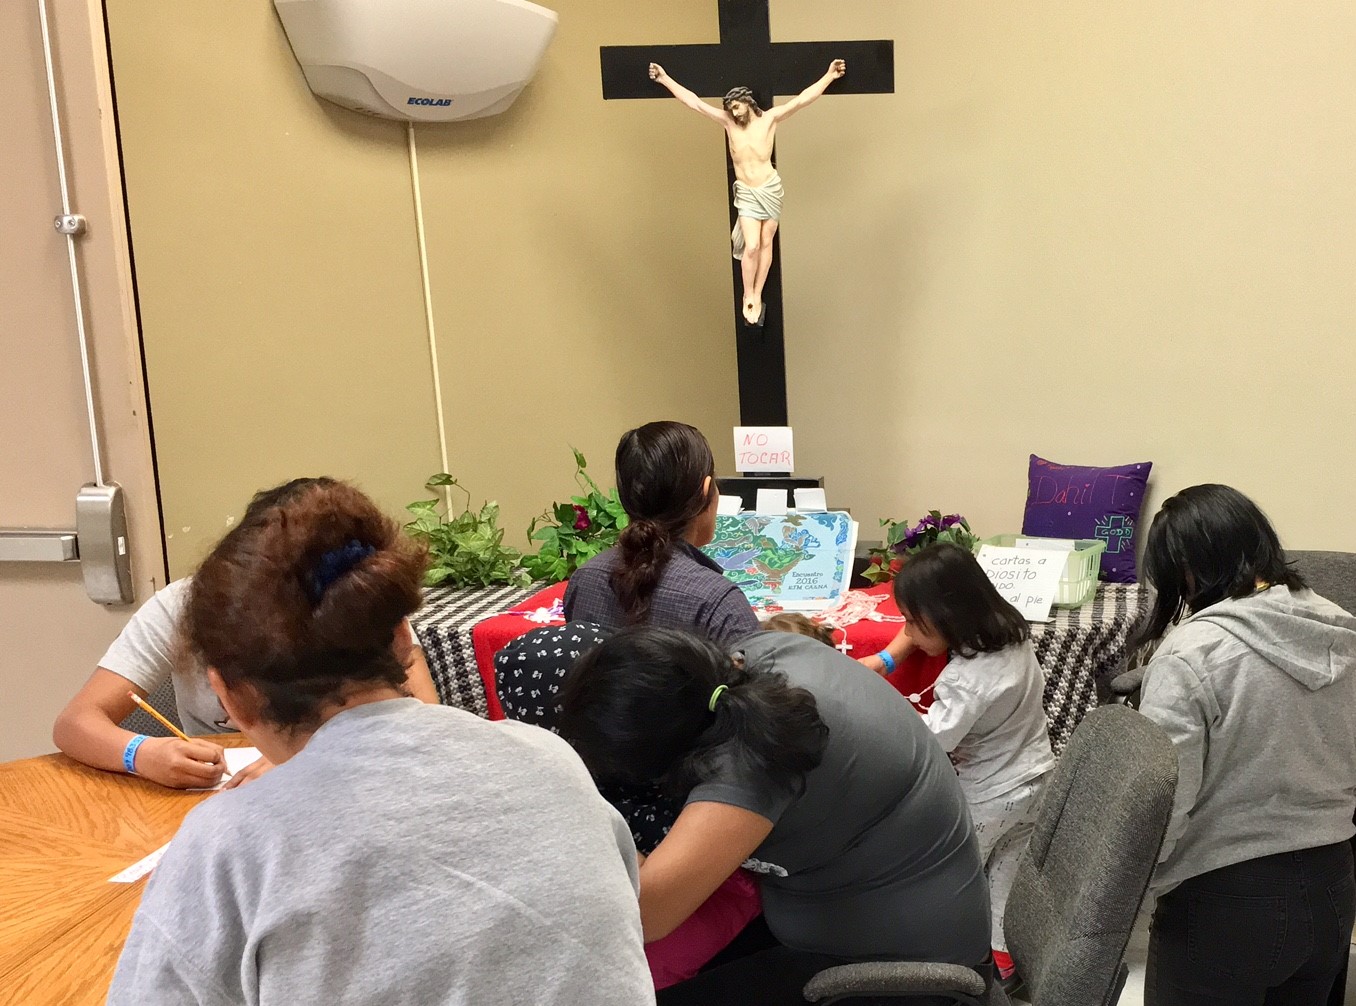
1147 842 1356 1006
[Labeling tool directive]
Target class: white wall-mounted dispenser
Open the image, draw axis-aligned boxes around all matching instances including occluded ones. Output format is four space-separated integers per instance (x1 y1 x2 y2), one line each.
273 0 559 122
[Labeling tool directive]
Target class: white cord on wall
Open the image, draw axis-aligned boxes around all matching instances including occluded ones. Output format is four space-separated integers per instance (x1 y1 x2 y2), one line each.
406 120 451 477
38 0 107 487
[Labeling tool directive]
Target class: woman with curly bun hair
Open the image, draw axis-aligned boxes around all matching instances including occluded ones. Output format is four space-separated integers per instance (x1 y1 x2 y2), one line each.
564 421 758 644
109 479 653 1006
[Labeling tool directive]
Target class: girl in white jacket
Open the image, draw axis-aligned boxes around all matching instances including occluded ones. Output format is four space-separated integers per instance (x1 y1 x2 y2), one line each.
883 543 1055 982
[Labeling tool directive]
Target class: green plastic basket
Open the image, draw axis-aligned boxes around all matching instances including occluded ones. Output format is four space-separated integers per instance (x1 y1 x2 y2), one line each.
978 535 1106 609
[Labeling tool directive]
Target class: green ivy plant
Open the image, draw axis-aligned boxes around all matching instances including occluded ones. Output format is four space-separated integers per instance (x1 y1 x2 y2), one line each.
522 448 630 584
405 474 532 589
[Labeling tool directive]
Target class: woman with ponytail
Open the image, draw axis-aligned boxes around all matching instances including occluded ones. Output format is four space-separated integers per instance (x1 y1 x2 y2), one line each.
109 480 653 1006
560 626 991 1005
563 421 758 644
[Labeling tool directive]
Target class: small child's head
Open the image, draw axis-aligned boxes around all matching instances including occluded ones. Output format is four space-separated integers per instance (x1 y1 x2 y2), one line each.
760 612 836 648
891 542 1029 658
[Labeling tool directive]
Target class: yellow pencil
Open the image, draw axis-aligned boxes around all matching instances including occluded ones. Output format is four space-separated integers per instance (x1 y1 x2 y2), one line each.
128 692 231 780
129 692 191 742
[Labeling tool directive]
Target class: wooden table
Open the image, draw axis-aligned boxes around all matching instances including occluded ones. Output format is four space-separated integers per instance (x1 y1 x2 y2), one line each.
0 735 252 1006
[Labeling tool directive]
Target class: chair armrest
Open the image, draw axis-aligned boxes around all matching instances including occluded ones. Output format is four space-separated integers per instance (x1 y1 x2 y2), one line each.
803 961 987 1003
1109 666 1145 696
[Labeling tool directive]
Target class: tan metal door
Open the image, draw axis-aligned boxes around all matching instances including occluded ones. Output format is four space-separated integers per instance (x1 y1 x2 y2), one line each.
1 0 163 761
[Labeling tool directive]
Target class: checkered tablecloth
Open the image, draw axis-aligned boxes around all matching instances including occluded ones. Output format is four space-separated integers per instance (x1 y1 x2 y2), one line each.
411 584 538 716
413 581 1146 754
1033 583 1146 755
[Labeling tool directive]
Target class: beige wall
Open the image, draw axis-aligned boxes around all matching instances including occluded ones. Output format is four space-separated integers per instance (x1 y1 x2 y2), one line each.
101 0 1356 569
776 2 1356 549
2 0 162 760
104 1 440 573
104 0 740 572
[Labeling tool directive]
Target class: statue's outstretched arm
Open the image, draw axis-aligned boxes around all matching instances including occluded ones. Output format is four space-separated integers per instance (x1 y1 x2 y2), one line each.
649 63 727 125
771 59 846 122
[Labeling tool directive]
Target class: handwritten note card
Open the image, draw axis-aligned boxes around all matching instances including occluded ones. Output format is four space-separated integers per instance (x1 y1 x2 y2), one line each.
734 426 794 473
975 545 1067 622
109 842 170 883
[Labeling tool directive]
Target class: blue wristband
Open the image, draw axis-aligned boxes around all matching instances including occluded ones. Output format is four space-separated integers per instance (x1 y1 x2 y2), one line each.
877 650 896 674
123 734 149 774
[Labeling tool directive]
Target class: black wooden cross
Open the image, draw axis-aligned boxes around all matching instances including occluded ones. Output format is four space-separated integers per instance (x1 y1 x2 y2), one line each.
601 1 894 426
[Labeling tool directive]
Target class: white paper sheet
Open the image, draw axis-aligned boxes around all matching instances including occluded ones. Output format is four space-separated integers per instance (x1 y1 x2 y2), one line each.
716 494 744 515
754 488 789 514
793 487 828 512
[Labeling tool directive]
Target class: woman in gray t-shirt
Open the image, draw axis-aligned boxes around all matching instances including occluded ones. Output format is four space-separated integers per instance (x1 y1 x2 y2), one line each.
560 627 990 1005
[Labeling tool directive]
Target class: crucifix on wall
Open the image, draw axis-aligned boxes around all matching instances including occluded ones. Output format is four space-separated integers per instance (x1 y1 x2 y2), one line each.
601 1 894 425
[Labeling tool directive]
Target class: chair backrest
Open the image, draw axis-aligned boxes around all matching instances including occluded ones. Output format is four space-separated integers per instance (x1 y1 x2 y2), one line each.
1005 705 1177 1006
1289 550 1356 616
117 677 183 736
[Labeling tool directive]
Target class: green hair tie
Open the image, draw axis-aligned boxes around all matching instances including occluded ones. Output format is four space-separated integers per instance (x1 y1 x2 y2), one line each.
708 684 729 712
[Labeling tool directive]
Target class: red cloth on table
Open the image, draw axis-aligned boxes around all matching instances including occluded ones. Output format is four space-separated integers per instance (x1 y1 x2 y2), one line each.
821 583 949 711
469 580 949 720
471 581 568 720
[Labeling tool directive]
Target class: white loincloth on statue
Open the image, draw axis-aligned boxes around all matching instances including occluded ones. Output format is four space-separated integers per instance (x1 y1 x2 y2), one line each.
730 171 784 261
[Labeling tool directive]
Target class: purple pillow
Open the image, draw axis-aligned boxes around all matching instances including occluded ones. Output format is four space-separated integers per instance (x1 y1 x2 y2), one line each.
1021 454 1152 583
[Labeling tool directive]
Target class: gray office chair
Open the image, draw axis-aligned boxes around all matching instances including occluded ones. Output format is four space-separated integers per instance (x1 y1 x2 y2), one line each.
117 677 183 736
1289 550 1356 616
803 705 1178 1006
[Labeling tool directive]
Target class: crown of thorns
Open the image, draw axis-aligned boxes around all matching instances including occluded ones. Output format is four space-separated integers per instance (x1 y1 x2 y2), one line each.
723 86 755 106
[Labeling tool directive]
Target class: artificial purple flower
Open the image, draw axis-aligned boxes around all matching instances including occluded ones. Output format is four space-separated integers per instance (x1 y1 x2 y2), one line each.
572 504 591 531
941 514 964 529
920 514 940 530
902 528 922 548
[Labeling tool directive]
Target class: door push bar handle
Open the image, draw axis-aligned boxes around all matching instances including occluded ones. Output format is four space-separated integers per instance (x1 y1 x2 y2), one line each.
1 484 135 605
0 531 78 562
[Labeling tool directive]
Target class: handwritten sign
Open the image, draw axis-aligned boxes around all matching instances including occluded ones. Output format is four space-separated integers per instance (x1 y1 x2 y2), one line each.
734 426 794 473
975 545 1067 623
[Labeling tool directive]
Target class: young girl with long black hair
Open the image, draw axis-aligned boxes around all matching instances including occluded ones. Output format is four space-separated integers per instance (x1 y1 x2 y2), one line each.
1134 485 1356 1005
873 542 1055 983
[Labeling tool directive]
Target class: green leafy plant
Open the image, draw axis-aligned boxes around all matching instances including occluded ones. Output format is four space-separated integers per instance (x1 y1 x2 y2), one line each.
522 448 630 584
861 511 979 585
405 474 531 588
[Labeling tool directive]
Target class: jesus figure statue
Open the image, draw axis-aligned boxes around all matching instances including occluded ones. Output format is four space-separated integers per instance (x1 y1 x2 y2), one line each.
649 59 847 326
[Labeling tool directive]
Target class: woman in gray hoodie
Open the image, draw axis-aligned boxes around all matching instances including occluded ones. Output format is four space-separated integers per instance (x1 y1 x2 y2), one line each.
1136 484 1356 1006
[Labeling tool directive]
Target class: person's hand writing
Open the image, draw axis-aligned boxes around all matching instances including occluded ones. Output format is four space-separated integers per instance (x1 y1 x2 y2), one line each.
133 737 225 789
